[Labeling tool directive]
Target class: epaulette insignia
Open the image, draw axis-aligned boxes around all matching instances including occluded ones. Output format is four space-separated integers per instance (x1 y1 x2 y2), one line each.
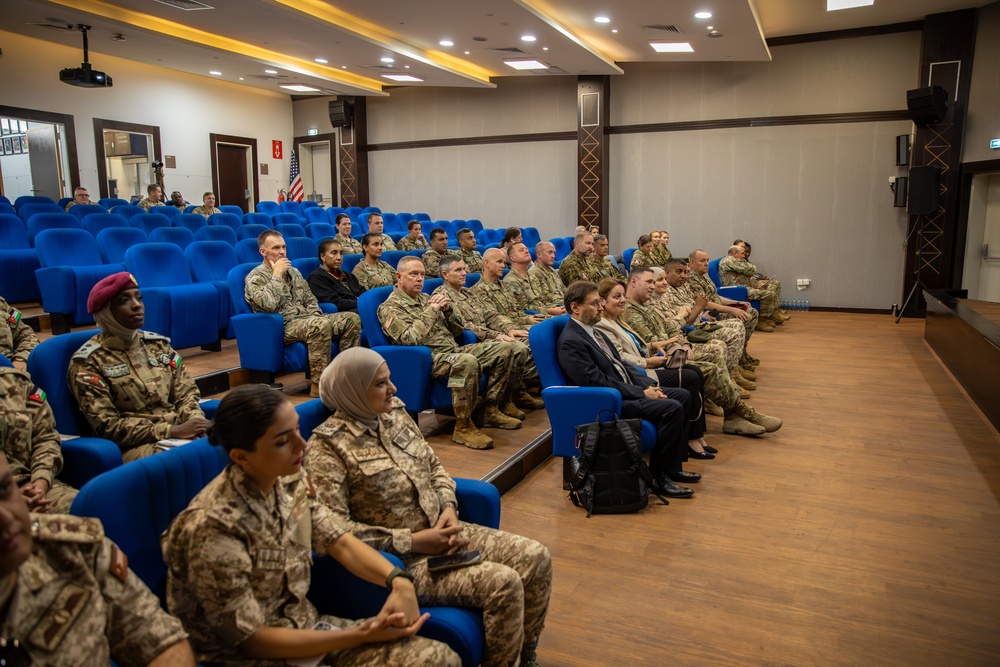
110 545 129 583
31 514 104 544
141 331 170 343
71 340 101 360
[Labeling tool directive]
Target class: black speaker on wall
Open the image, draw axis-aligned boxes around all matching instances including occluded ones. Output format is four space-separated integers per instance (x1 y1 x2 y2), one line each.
329 99 353 128
907 165 940 215
906 86 948 127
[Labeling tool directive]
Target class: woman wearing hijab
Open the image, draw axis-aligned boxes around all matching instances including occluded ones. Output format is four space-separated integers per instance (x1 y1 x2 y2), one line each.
164 385 459 667
304 348 552 667
67 272 210 461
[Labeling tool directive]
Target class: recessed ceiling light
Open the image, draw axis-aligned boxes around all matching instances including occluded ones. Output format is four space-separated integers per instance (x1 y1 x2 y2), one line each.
342 65 347 69
439 39 454 46
264 69 278 74
464 50 470 54
707 25 714 29
238 77 244 80
381 57 395 63
594 16 611 23
521 35 536 42
404 65 410 68
314 58 328 64
695 11 713 19
827 0 874 9
280 84 321 92
209 70 222 75
381 74 423 82
542 47 549 51
650 42 694 53
503 59 548 70
611 29 618 33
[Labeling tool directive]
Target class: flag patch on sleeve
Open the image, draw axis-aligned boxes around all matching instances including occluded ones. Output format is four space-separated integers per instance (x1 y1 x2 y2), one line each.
76 374 108 390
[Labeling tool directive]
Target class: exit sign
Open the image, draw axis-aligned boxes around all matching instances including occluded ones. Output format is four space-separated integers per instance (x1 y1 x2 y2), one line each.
991 138 1000 149
307 128 319 136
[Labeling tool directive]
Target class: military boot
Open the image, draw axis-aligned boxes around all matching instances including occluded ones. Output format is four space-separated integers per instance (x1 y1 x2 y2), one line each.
755 318 775 332
500 400 526 420
703 398 724 417
513 389 545 410
739 387 751 399
309 381 320 398
483 404 522 430
739 365 757 381
735 401 782 432
733 368 756 391
722 409 766 436
452 418 494 449
742 351 760 367
775 308 791 321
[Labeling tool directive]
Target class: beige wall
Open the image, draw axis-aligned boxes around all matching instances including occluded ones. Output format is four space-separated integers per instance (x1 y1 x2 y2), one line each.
963 1 1000 164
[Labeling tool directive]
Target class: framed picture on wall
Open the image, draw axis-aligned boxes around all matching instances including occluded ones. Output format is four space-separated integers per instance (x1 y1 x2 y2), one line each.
0 119 10 135
20 136 29 153
17 120 29 134
0 139 5 155
2 138 11 154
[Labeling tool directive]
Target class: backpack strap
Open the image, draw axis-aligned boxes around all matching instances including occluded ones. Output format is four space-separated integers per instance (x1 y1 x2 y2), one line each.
615 419 669 506
571 422 601 490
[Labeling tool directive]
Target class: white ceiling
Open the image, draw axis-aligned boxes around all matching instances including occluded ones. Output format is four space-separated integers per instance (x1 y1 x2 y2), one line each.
0 0 991 97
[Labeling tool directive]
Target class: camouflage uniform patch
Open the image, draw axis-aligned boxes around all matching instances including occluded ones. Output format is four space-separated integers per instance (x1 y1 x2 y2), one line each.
351 259 396 290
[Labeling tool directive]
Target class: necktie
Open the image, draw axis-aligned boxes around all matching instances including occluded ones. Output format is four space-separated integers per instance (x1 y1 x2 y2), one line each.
593 331 633 384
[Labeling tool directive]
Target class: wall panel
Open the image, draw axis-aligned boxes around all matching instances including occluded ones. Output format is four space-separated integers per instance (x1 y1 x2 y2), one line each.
963 1 1000 164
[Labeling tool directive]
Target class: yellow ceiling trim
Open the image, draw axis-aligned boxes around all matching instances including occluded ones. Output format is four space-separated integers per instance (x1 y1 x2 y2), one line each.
267 0 497 85
46 0 387 93
511 0 623 74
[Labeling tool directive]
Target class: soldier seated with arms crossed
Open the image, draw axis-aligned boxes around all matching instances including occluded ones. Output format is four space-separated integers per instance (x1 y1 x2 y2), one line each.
162 386 459 667
307 239 367 313
68 273 210 462
305 349 552 667
1 296 39 372
245 230 361 398
352 233 396 290
0 452 197 666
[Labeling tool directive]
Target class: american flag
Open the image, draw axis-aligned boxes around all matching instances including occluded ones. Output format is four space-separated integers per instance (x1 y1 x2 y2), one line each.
288 150 304 203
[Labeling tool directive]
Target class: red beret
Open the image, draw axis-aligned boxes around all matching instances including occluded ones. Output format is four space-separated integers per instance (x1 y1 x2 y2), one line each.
87 272 139 314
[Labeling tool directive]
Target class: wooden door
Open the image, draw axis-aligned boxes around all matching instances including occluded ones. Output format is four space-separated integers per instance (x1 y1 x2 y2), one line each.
217 143 249 212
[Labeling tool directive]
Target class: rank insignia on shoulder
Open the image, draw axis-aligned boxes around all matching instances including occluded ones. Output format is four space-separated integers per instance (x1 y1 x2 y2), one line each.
110 545 129 583
28 388 47 403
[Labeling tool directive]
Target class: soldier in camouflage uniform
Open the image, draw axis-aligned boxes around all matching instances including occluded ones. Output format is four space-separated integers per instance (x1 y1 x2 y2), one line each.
69 273 210 462
624 267 781 435
590 235 623 281
137 183 165 211
506 243 566 316
738 240 790 324
0 453 195 665
352 233 397 289
630 234 658 270
1 296 39 371
63 186 91 212
688 249 761 367
163 386 459 667
305 348 551 667
720 244 782 329
397 220 430 251
558 231 596 285
1 367 77 513
422 228 458 278
365 212 398 251
191 191 222 218
651 230 673 266
471 249 545 328
457 228 485 274
334 213 364 254
528 242 568 308
379 257 525 449
245 231 361 397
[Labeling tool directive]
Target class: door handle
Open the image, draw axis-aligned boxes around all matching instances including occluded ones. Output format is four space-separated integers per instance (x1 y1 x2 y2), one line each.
244 189 250 199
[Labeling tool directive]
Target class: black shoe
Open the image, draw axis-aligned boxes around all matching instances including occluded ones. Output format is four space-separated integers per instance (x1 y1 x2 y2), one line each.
669 470 702 484
704 445 718 454
687 447 715 460
654 476 694 498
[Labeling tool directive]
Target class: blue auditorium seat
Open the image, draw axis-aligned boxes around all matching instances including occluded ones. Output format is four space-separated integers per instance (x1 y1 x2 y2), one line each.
129 212 170 236
0 203 15 217
26 212 82 241
422 277 444 295
304 207 329 224
155 205 180 219
286 236 318 261
341 253 363 274
14 195 55 211
279 201 304 218
66 203 107 221
219 205 244 216
708 257 758 310
623 247 637 270
306 222 337 242
467 219 484 233
275 222 307 238
325 206 346 224
551 237 572 262
522 227 541 248
95 227 148 264
256 201 280 216
98 198 129 209
183 205 197 214
110 204 146 222
242 211 272 227
465 272 481 288
195 225 238 246
300 200 320 211
381 250 408 268
149 226 196 250
237 223 270 241
235 238 262 263
82 212 128 236
34 228 123 329
173 213 207 233
185 240 238 338
413 212 431 222
0 214 41 301
345 206 363 222
207 212 242 231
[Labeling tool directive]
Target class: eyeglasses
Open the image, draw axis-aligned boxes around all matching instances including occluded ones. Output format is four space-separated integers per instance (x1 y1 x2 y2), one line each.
584 298 604 308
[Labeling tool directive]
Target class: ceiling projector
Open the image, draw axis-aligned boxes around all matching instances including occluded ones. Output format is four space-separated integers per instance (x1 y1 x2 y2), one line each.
60 24 113 88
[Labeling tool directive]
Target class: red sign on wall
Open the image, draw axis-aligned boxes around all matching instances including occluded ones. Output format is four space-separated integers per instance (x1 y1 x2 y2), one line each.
272 140 283 160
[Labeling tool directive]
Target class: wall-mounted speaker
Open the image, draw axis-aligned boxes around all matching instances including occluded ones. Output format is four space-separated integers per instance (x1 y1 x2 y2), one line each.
895 134 910 166
907 165 940 215
893 176 907 207
906 86 948 128
329 99 353 128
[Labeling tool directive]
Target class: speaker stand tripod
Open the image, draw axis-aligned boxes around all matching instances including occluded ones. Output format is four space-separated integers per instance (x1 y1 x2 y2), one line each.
896 216 927 324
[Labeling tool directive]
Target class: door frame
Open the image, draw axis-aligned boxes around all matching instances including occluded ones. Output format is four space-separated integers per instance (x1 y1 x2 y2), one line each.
294 132 339 205
210 133 259 211
955 158 1000 289
0 105 80 195
93 118 162 199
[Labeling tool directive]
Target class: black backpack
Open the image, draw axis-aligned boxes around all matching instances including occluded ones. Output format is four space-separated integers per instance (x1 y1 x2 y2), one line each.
568 413 668 517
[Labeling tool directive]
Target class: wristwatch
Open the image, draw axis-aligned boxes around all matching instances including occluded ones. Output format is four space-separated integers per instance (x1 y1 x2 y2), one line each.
385 566 414 589
442 500 458 511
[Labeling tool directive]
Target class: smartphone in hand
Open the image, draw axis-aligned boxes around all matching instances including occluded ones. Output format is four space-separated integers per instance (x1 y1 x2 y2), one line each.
426 550 482 573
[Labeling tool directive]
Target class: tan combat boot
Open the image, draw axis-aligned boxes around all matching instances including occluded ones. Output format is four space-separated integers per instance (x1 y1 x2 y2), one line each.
735 401 782 432
739 387 751 399
722 409 766 436
744 351 761 366
739 365 757 381
513 389 545 410
452 418 494 449
483 404 522 429
733 368 756 391
775 308 791 321
703 398 724 417
309 381 320 398
755 318 775 332
500 400 527 420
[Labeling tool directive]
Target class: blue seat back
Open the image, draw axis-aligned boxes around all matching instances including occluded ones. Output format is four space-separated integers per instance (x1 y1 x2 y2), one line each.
27 212 82 239
275 222 306 238
708 258 724 288
14 196 55 211
552 237 572 262
208 212 242 231
273 212 302 227
195 225 238 246
325 207 346 224
173 213 207 233
18 202 63 223
256 201 280 216
286 236 318 261
279 201 304 217
126 243 194 287
381 250 408 268
342 253 363 274
422 277 444 294
183 205 197 214
96 227 148 264
219 205 244 216
304 207 328 224
306 222 337 242
238 223 270 241
414 212 431 222
26 329 101 435
345 206 363 222
0 203 15 217
186 241 238 283
465 272 480 288
66 204 107 221
0 214 30 249
98 198 129 209
149 226 196 249
301 201 320 211
35 228 103 266
83 212 127 236
623 247 637 269
129 212 170 235
242 212 272 227
527 315 570 387
227 262 259 316
111 204 146 221
357 286 394 347
236 238 262 263
522 227 541 248
156 206 180 219
467 219 484 233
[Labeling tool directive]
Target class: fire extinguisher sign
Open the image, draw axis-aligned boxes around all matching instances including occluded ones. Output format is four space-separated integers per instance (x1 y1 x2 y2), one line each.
272 140 283 160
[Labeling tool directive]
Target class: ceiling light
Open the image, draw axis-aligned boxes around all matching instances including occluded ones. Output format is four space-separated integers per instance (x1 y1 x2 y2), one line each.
611 29 618 33
314 58 328 64
504 59 548 70
827 0 874 9
439 39 454 46
695 11 713 19
542 47 549 51
404 65 410 68
464 50 470 54
280 84 321 92
521 35 536 42
342 65 347 69
594 16 610 23
381 57 394 63
381 74 423 82
650 42 694 53
264 69 278 74
209 70 222 75
238 77 244 80
707 25 714 29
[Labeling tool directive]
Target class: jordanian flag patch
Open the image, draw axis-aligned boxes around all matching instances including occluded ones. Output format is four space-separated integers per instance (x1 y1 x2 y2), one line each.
170 353 182 369
29 388 47 403
8 310 21 325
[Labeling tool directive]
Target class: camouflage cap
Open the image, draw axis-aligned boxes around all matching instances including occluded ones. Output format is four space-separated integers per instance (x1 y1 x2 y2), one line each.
87 272 139 314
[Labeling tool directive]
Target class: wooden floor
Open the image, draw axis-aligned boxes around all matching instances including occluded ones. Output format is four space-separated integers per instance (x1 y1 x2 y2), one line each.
961 298 1000 325
497 312 1000 667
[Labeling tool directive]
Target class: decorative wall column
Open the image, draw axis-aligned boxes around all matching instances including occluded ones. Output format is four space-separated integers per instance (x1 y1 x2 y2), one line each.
902 9 977 312
577 76 610 235
339 96 370 208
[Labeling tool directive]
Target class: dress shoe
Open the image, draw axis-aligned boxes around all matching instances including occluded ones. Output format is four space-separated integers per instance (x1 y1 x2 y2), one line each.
687 447 715 460
704 445 718 454
669 470 702 483
653 476 694 498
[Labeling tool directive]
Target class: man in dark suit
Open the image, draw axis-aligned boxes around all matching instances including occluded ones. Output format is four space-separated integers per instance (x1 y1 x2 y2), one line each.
307 238 366 313
557 280 699 498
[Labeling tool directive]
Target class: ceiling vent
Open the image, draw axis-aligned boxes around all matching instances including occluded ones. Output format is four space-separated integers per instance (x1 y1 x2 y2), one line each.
530 66 567 75
246 73 289 81
641 24 683 37
489 46 527 55
360 64 397 71
153 0 215 11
